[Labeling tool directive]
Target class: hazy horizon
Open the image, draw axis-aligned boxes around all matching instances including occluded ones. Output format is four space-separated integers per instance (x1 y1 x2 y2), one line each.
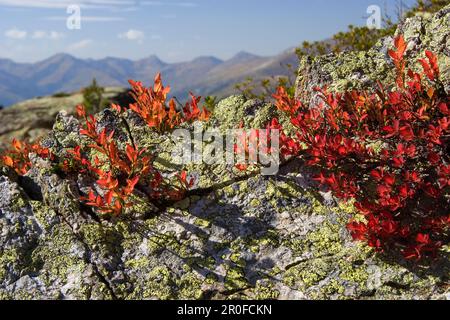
0 47 291 64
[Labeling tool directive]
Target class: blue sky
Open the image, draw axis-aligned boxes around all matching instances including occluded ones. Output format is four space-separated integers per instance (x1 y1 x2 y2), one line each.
0 0 417 63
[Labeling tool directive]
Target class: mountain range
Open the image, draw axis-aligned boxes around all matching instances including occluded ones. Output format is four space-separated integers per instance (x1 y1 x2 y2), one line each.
0 48 298 107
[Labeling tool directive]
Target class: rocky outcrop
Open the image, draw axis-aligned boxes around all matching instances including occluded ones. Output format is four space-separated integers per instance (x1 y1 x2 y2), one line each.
295 5 450 105
1 7 449 300
0 88 128 151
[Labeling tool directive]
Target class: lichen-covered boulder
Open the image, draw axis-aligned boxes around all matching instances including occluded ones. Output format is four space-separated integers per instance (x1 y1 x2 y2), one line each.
295 5 450 105
0 171 112 299
1 97 449 300
1 7 449 300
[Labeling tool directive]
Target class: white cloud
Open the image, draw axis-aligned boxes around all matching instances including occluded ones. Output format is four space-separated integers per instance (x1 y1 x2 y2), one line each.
44 16 125 22
0 0 197 9
32 30 64 40
31 30 46 39
0 0 134 9
5 28 27 39
67 39 92 51
118 29 145 42
49 31 64 39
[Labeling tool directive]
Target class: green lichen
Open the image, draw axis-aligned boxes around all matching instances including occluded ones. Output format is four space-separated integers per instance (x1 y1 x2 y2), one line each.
31 227 85 283
194 217 211 228
306 223 343 256
252 282 280 300
31 201 58 231
225 266 248 291
319 279 346 297
339 262 369 287
141 266 175 299
176 273 204 300
223 185 236 197
125 257 150 269
283 259 332 289
230 252 246 268
250 199 261 207
0 249 19 281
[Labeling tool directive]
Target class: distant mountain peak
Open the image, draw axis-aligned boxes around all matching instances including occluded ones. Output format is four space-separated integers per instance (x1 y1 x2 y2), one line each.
40 53 79 65
50 53 77 60
0 47 297 106
139 55 166 66
191 56 223 64
230 51 261 61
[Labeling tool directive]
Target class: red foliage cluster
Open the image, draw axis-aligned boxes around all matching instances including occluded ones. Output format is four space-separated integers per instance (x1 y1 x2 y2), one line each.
1 74 203 217
233 123 271 172
128 73 210 132
268 36 449 260
65 104 195 216
0 139 52 175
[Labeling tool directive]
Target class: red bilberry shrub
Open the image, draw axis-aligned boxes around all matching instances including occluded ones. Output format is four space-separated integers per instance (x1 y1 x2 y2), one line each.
267 36 449 260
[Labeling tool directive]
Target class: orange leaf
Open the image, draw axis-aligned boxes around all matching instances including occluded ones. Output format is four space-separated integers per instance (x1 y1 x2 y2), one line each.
394 35 407 57
2 155 14 167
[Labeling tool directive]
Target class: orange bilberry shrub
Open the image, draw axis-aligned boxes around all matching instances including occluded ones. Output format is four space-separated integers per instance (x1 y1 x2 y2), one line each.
0 139 52 175
128 73 210 132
